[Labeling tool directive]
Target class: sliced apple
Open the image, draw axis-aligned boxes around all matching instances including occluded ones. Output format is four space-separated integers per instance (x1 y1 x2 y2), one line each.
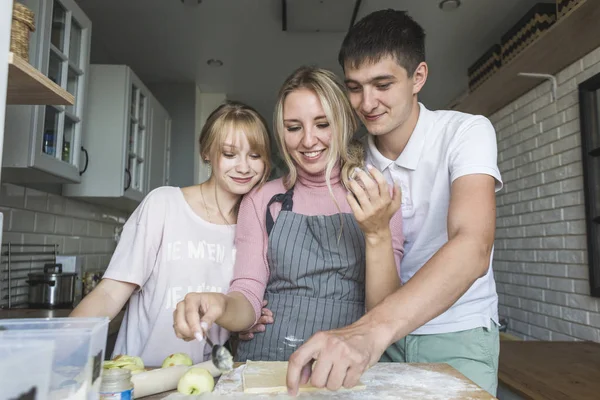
103 354 145 374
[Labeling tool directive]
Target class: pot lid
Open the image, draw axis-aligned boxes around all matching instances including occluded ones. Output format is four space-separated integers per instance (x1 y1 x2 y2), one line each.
28 271 76 278
28 263 76 279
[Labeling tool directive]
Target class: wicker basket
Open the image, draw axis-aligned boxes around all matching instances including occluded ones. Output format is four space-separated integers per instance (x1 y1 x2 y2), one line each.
557 0 583 19
10 2 35 62
467 44 502 92
501 3 556 64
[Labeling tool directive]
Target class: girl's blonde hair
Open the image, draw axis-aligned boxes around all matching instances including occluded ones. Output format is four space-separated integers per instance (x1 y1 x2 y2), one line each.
273 66 364 193
199 100 272 186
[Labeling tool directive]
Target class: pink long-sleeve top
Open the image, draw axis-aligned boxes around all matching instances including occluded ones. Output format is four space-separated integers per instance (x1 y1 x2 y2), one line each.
228 164 405 323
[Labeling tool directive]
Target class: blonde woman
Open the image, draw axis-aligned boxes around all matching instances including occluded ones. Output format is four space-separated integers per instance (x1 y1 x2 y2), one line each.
173 67 404 361
71 101 272 366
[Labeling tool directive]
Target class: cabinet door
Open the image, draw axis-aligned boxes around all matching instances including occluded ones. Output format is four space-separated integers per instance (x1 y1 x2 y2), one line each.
34 0 91 180
2 0 91 184
124 72 151 198
148 98 171 191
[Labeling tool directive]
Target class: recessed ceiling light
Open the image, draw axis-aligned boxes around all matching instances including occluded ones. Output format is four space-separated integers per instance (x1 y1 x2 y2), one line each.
439 0 461 11
207 59 223 67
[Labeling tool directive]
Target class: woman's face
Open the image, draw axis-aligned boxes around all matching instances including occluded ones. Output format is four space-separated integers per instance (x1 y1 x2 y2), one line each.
282 88 332 175
210 129 265 196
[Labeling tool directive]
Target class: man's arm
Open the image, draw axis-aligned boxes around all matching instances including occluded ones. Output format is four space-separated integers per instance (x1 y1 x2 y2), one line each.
369 173 496 338
287 173 497 394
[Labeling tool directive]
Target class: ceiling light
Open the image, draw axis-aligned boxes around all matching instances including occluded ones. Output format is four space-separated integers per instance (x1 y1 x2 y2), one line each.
439 0 461 11
180 0 201 6
207 59 223 67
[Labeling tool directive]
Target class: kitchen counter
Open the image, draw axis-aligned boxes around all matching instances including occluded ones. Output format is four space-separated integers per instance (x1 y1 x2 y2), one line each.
499 341 600 399
140 362 496 399
0 308 125 336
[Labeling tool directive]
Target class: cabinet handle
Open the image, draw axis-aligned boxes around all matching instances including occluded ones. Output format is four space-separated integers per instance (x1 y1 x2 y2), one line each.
124 168 132 191
79 146 89 176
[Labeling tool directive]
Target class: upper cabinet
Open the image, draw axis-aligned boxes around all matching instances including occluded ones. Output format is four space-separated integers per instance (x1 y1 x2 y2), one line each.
147 96 171 192
3 0 91 184
63 65 171 211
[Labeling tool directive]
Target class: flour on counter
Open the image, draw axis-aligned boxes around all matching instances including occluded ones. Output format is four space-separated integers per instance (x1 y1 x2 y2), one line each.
211 363 490 399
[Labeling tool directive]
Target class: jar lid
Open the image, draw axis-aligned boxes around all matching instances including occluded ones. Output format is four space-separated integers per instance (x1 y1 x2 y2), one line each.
101 368 132 381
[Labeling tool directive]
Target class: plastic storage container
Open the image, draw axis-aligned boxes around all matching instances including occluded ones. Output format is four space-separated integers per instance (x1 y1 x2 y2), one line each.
0 339 55 400
0 317 109 400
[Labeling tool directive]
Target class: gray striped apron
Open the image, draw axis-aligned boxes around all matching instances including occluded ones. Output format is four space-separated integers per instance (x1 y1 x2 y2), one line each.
235 188 366 361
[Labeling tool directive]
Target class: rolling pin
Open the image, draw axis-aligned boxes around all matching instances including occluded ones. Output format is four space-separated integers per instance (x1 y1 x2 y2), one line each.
131 361 221 398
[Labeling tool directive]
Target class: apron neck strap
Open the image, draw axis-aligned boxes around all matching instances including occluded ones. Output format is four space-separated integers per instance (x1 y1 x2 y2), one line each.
266 188 295 235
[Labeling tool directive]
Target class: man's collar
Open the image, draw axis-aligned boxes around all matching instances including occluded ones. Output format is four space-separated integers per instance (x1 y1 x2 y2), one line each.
367 103 431 171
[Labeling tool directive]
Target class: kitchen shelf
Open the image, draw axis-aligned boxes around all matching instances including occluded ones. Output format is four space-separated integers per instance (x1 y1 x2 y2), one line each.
453 0 599 116
7 52 74 105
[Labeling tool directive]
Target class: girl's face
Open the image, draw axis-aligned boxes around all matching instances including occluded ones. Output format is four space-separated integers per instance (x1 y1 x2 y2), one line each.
210 129 266 196
282 88 332 175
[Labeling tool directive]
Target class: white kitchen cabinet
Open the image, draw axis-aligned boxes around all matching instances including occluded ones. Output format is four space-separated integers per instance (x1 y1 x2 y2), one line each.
63 65 170 211
2 0 91 183
147 97 171 191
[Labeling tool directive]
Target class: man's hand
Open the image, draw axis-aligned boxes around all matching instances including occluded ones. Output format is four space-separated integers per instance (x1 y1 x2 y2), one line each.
238 300 274 340
286 316 392 396
347 165 401 241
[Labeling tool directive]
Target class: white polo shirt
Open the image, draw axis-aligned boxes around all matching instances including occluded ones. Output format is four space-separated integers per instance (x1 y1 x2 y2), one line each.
365 102 503 335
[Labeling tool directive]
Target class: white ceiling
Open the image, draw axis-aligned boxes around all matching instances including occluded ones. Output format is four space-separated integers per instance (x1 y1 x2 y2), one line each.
79 0 547 120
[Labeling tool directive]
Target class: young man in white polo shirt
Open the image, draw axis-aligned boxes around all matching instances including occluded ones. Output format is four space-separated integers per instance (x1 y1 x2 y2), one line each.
286 9 503 396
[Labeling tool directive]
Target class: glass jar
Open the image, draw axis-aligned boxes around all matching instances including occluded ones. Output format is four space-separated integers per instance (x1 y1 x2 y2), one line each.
99 369 134 400
62 140 70 162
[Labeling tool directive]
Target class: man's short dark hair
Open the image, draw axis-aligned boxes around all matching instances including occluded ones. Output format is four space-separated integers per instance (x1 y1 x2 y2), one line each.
338 9 426 76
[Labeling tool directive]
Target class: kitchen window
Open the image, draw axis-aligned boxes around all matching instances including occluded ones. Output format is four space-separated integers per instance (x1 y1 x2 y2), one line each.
578 73 600 297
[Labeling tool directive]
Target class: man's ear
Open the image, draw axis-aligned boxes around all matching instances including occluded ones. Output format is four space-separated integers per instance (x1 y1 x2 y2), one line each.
412 62 428 95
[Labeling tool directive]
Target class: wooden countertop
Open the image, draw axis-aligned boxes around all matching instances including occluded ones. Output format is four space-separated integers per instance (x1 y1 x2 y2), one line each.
499 341 600 399
141 362 496 399
0 308 125 336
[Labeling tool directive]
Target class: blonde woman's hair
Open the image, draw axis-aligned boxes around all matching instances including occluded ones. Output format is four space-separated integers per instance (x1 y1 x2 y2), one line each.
199 100 272 186
274 66 364 194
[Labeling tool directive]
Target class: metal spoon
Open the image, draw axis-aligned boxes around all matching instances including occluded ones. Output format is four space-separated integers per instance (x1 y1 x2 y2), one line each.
195 331 233 372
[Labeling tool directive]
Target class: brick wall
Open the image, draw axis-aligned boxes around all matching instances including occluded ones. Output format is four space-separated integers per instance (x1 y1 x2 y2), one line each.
490 45 600 341
0 183 128 307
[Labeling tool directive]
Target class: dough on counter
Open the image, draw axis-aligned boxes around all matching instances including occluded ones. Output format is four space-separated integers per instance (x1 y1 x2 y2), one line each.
242 361 367 394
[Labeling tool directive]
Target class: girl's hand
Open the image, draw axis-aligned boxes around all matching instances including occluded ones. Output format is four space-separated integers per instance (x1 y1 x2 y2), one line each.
173 292 227 341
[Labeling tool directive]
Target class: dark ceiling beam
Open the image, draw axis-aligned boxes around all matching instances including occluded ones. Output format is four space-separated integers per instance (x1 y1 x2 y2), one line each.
282 0 287 31
349 0 362 30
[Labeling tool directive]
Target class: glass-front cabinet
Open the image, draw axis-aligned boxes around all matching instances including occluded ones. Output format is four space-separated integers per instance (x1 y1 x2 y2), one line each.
127 85 148 193
147 97 171 192
63 65 169 211
3 0 91 183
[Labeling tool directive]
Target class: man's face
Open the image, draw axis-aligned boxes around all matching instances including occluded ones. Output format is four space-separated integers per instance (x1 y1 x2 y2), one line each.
344 56 419 138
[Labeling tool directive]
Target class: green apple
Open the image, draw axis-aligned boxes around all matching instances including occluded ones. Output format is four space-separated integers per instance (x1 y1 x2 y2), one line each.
177 368 215 395
161 352 193 368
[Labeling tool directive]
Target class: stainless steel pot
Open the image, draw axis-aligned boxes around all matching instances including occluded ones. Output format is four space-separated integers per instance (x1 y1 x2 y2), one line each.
27 263 76 309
